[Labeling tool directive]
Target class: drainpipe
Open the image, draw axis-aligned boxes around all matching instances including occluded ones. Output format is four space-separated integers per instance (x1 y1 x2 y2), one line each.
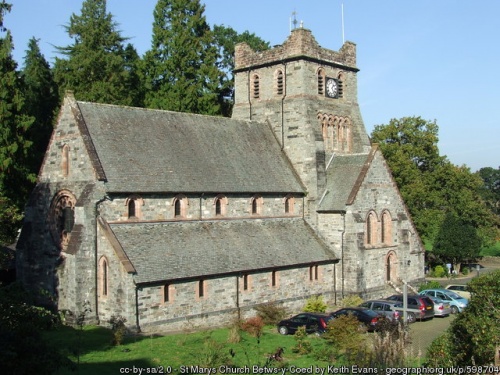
236 274 241 320
135 285 141 332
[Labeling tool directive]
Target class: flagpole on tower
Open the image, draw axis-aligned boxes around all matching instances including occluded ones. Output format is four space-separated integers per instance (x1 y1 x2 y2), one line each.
341 3 345 44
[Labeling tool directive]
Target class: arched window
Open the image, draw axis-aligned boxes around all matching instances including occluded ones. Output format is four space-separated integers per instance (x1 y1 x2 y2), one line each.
213 195 228 217
250 195 263 215
49 190 76 250
366 211 378 246
284 194 295 215
173 195 188 219
125 196 143 220
128 200 136 218
99 257 109 297
275 69 284 95
317 68 326 95
381 210 392 245
337 72 345 98
61 144 70 177
252 74 260 99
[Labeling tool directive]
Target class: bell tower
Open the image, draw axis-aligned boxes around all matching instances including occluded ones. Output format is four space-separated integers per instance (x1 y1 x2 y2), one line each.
232 28 371 225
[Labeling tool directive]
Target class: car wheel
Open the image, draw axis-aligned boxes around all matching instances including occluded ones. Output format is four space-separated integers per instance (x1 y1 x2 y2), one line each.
278 326 289 335
407 312 416 324
451 305 459 314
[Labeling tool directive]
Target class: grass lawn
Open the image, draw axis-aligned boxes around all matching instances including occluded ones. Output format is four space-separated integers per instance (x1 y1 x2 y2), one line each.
44 324 332 374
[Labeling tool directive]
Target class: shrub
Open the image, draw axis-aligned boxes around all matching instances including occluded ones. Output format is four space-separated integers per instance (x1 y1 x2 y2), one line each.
322 314 368 365
196 338 232 367
431 265 446 278
108 315 127 346
425 330 454 367
418 280 441 292
292 326 312 354
461 266 469 276
303 295 327 313
240 316 264 338
337 294 364 308
368 320 411 368
254 303 288 325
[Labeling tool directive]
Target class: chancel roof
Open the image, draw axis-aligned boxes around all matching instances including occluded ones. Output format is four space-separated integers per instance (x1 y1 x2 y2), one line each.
317 153 371 212
76 101 304 194
106 218 338 284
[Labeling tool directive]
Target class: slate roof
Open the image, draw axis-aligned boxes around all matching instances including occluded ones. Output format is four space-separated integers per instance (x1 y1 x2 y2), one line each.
107 218 338 284
318 153 370 212
76 102 304 194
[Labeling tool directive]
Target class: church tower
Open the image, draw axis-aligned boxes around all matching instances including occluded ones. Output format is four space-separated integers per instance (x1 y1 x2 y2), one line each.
232 27 371 225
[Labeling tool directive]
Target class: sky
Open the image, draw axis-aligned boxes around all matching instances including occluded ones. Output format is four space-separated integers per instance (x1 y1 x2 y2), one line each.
4 0 500 172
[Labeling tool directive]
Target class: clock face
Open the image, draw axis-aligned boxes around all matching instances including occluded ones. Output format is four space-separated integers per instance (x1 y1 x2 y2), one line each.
325 78 338 98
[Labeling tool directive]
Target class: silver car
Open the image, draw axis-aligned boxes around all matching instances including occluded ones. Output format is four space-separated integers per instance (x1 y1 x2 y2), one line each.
358 300 401 322
428 295 452 317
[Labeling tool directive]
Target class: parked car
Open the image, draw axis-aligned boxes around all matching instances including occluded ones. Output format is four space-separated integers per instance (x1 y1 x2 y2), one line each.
329 307 381 332
358 300 401 322
445 284 471 300
419 289 468 314
386 294 435 323
277 313 332 335
427 295 452 317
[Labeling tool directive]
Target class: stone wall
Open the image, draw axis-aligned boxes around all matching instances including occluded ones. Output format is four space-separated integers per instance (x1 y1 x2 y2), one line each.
99 193 304 222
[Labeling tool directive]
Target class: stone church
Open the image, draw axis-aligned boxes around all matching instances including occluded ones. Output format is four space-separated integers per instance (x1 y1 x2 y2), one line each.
16 28 424 332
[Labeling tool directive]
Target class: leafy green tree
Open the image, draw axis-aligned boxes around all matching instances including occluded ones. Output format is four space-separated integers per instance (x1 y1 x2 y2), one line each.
0 1 35 244
21 37 59 174
427 270 500 365
433 212 481 268
142 0 222 115
212 25 269 117
0 282 68 374
477 166 500 216
54 0 140 105
371 117 499 246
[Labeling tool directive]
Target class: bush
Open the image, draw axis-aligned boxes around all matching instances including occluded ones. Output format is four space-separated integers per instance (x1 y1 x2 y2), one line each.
108 315 127 346
431 265 446 278
461 266 469 276
240 316 264 338
418 280 441 292
303 295 327 313
292 326 312 354
425 331 454 367
322 314 368 365
254 303 288 325
337 294 364 308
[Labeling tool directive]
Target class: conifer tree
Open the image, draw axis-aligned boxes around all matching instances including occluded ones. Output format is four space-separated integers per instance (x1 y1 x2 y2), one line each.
54 0 139 105
0 1 35 244
21 37 60 174
212 25 270 117
142 0 221 115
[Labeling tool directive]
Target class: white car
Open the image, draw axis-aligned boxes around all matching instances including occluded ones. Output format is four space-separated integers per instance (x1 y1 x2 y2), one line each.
445 284 471 300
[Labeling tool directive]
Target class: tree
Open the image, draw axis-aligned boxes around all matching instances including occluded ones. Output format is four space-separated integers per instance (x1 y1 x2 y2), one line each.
142 0 222 115
54 0 139 105
21 37 60 175
212 25 269 117
426 270 500 366
432 212 482 268
0 1 35 244
477 166 500 216
371 117 499 246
